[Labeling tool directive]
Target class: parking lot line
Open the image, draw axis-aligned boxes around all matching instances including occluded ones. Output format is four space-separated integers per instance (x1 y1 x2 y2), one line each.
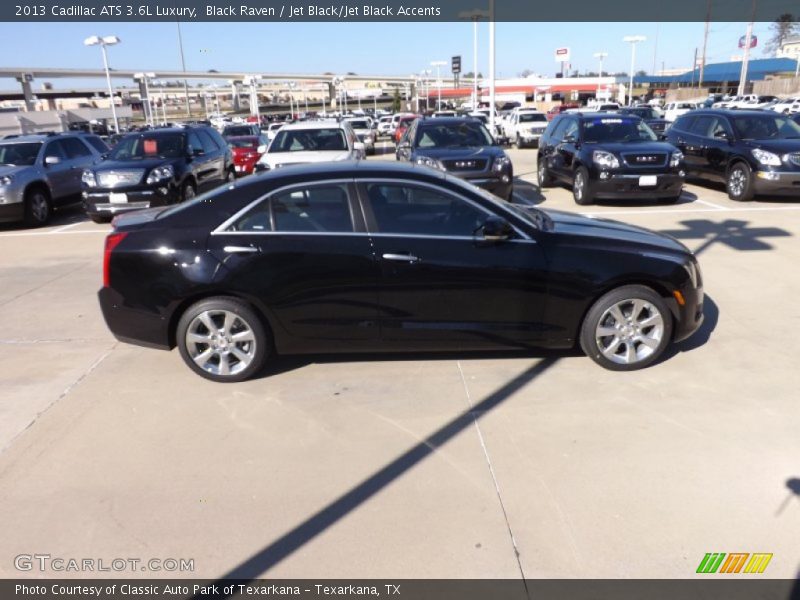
693 199 730 210
0 229 107 238
582 204 800 218
50 222 86 233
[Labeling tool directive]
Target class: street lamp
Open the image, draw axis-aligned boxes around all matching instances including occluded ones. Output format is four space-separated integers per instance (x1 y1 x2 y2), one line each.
84 35 121 134
593 52 608 101
431 60 447 111
623 35 646 106
152 80 167 125
134 72 155 127
420 70 431 112
458 9 490 110
288 81 297 118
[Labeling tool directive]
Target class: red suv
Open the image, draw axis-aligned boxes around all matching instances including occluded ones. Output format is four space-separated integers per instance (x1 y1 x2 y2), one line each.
546 103 579 121
228 135 268 176
394 115 417 144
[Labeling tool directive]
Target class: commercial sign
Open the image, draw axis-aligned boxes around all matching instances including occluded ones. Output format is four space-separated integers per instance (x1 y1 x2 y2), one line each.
555 47 571 62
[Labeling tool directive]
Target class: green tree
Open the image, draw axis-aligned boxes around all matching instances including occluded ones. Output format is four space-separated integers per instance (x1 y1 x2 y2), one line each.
764 14 798 56
392 88 401 112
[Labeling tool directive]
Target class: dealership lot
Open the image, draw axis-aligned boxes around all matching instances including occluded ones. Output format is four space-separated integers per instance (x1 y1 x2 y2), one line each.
0 147 799 579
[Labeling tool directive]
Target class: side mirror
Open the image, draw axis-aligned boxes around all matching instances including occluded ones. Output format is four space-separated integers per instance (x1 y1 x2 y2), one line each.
256 145 267 154
192 148 205 157
479 216 513 242
354 142 365 152
714 130 729 140
562 134 577 144
44 155 61 166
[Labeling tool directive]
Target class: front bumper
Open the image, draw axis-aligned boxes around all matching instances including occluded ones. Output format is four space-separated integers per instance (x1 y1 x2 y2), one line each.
752 170 800 196
453 170 513 199
673 285 705 343
0 200 24 223
83 185 178 216
590 171 684 200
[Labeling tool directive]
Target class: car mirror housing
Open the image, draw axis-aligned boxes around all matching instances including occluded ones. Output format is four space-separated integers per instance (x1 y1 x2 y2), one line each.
479 216 513 242
44 155 61 166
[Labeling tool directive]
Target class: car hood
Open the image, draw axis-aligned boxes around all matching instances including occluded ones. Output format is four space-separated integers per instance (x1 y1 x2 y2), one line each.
742 139 800 154
260 150 353 167
585 141 677 154
415 146 506 160
0 164 29 177
93 157 180 172
545 209 690 254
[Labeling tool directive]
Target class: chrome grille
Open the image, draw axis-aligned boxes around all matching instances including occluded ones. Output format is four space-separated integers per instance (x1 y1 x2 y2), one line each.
97 169 145 188
442 159 488 171
621 153 668 168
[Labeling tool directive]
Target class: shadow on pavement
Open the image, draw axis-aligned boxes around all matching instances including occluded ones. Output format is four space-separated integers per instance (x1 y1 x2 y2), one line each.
511 176 546 206
0 200 88 232
194 358 557 592
660 219 792 254
663 294 719 361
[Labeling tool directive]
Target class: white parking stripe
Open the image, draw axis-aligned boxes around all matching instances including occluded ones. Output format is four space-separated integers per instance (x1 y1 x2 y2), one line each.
0 229 107 238
693 199 730 210
51 222 85 233
582 205 800 217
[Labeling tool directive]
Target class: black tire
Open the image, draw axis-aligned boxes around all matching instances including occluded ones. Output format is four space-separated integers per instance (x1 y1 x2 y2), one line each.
579 284 674 371
537 156 553 188
505 187 514 202
89 214 113 224
23 186 51 227
224 169 235 184
572 167 594 205
726 161 754 201
176 297 269 383
181 180 197 203
515 134 523 149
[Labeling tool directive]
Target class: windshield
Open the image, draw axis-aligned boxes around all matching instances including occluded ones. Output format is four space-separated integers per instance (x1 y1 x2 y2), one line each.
346 120 369 129
583 118 657 143
624 108 655 119
0 142 41 166
228 138 258 149
518 113 547 123
732 115 800 140
269 128 348 152
109 133 185 160
222 126 255 137
417 121 495 148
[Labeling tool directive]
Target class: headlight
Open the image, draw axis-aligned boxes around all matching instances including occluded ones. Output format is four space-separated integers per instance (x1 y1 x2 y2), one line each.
145 165 174 184
592 150 620 169
0 174 13 186
492 156 512 172
670 150 684 167
415 156 443 170
751 148 781 166
81 170 96 187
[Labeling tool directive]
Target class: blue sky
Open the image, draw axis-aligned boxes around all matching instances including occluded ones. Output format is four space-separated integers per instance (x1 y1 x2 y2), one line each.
0 21 775 88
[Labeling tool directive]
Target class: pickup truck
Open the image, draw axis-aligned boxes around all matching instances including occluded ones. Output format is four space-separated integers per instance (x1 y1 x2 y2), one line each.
501 110 549 148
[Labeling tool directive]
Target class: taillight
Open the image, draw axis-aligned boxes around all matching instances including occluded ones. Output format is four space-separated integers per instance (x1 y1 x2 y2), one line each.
103 232 128 288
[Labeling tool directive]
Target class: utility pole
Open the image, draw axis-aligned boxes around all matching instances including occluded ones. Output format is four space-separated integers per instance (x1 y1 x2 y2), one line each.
737 0 757 97
176 21 191 117
488 0 495 135
699 0 711 87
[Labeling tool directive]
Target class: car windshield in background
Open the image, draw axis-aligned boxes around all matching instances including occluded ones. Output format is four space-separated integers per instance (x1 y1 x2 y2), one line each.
222 126 255 137
109 134 186 160
0 142 41 166
624 108 656 119
269 128 348 153
346 120 370 130
228 138 258 149
518 113 547 123
583 118 657 143
731 115 800 140
417 122 495 148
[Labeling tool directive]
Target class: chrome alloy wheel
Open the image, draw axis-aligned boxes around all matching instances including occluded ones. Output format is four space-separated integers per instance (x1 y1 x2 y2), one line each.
185 310 257 377
594 298 665 365
574 171 585 200
30 192 49 223
728 168 746 197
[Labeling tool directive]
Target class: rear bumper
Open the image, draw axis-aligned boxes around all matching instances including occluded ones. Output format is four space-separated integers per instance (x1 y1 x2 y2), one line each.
591 172 685 200
752 170 800 196
98 287 172 350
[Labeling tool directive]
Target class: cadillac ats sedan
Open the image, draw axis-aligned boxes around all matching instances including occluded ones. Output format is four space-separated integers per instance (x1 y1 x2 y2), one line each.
99 162 704 382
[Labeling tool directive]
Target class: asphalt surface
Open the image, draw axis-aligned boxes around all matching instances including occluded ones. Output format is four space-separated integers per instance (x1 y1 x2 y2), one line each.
0 142 798 579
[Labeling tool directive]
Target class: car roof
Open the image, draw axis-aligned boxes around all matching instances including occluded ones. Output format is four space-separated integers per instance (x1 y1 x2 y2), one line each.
688 108 783 117
418 116 483 125
0 132 86 143
278 121 349 131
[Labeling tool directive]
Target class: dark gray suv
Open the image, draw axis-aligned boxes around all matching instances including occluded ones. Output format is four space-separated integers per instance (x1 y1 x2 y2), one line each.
0 133 108 226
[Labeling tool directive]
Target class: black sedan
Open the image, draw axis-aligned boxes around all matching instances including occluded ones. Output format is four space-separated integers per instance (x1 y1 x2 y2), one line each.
396 117 514 201
82 126 235 223
99 161 704 382
666 109 800 201
538 113 685 205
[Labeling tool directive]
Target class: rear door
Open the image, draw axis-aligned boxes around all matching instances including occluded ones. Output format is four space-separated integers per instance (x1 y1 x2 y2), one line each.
196 129 226 188
208 180 380 349
186 131 215 190
358 179 548 348
41 140 75 200
551 118 580 182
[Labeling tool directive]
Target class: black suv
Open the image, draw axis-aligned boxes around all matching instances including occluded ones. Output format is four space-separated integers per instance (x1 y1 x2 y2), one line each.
665 109 800 201
396 117 513 201
82 126 234 222
618 106 670 135
537 113 685 205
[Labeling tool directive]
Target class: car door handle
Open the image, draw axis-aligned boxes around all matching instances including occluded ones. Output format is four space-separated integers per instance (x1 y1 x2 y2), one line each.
223 245 259 254
382 253 420 263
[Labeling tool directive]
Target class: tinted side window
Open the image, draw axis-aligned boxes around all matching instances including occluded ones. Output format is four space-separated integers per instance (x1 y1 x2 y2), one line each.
187 132 203 154
206 128 229 150
228 184 353 233
197 130 220 153
43 140 66 161
84 136 109 154
61 137 93 159
365 183 489 237
547 118 568 143
689 116 714 137
562 118 579 141
672 115 696 133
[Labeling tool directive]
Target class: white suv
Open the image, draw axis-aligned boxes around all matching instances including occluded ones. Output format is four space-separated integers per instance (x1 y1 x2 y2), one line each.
256 121 364 171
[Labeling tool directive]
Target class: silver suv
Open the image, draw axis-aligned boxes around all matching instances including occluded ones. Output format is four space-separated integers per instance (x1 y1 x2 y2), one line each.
0 133 108 226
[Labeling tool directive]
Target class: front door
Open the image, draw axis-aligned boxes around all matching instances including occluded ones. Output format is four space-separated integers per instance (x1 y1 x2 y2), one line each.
358 180 548 349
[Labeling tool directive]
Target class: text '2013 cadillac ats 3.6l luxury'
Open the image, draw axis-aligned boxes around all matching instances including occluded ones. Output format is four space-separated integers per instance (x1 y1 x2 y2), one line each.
99 161 704 382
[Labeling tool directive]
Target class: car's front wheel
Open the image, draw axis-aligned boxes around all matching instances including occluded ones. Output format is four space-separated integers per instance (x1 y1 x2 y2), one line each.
726 161 755 201
176 297 269 382
580 285 673 371
537 157 553 188
24 187 51 227
572 167 594 205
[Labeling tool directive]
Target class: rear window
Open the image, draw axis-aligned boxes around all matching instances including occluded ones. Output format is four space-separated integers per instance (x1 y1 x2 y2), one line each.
518 113 546 122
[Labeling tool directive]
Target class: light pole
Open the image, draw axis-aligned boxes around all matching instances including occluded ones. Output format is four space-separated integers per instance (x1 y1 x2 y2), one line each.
623 35 646 106
488 0 496 135
420 70 431 112
134 72 155 127
457 9 489 110
414 77 421 112
593 52 607 100
153 80 167 125
288 81 297 118
244 75 261 121
431 60 447 111
84 35 121 133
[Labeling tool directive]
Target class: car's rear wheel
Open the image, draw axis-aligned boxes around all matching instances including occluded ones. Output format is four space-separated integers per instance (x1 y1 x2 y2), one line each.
224 170 235 184
515 134 523 149
181 180 197 203
572 167 594 205
726 162 754 201
24 187 51 227
177 297 269 382
580 285 673 371
537 157 553 188
89 214 112 224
